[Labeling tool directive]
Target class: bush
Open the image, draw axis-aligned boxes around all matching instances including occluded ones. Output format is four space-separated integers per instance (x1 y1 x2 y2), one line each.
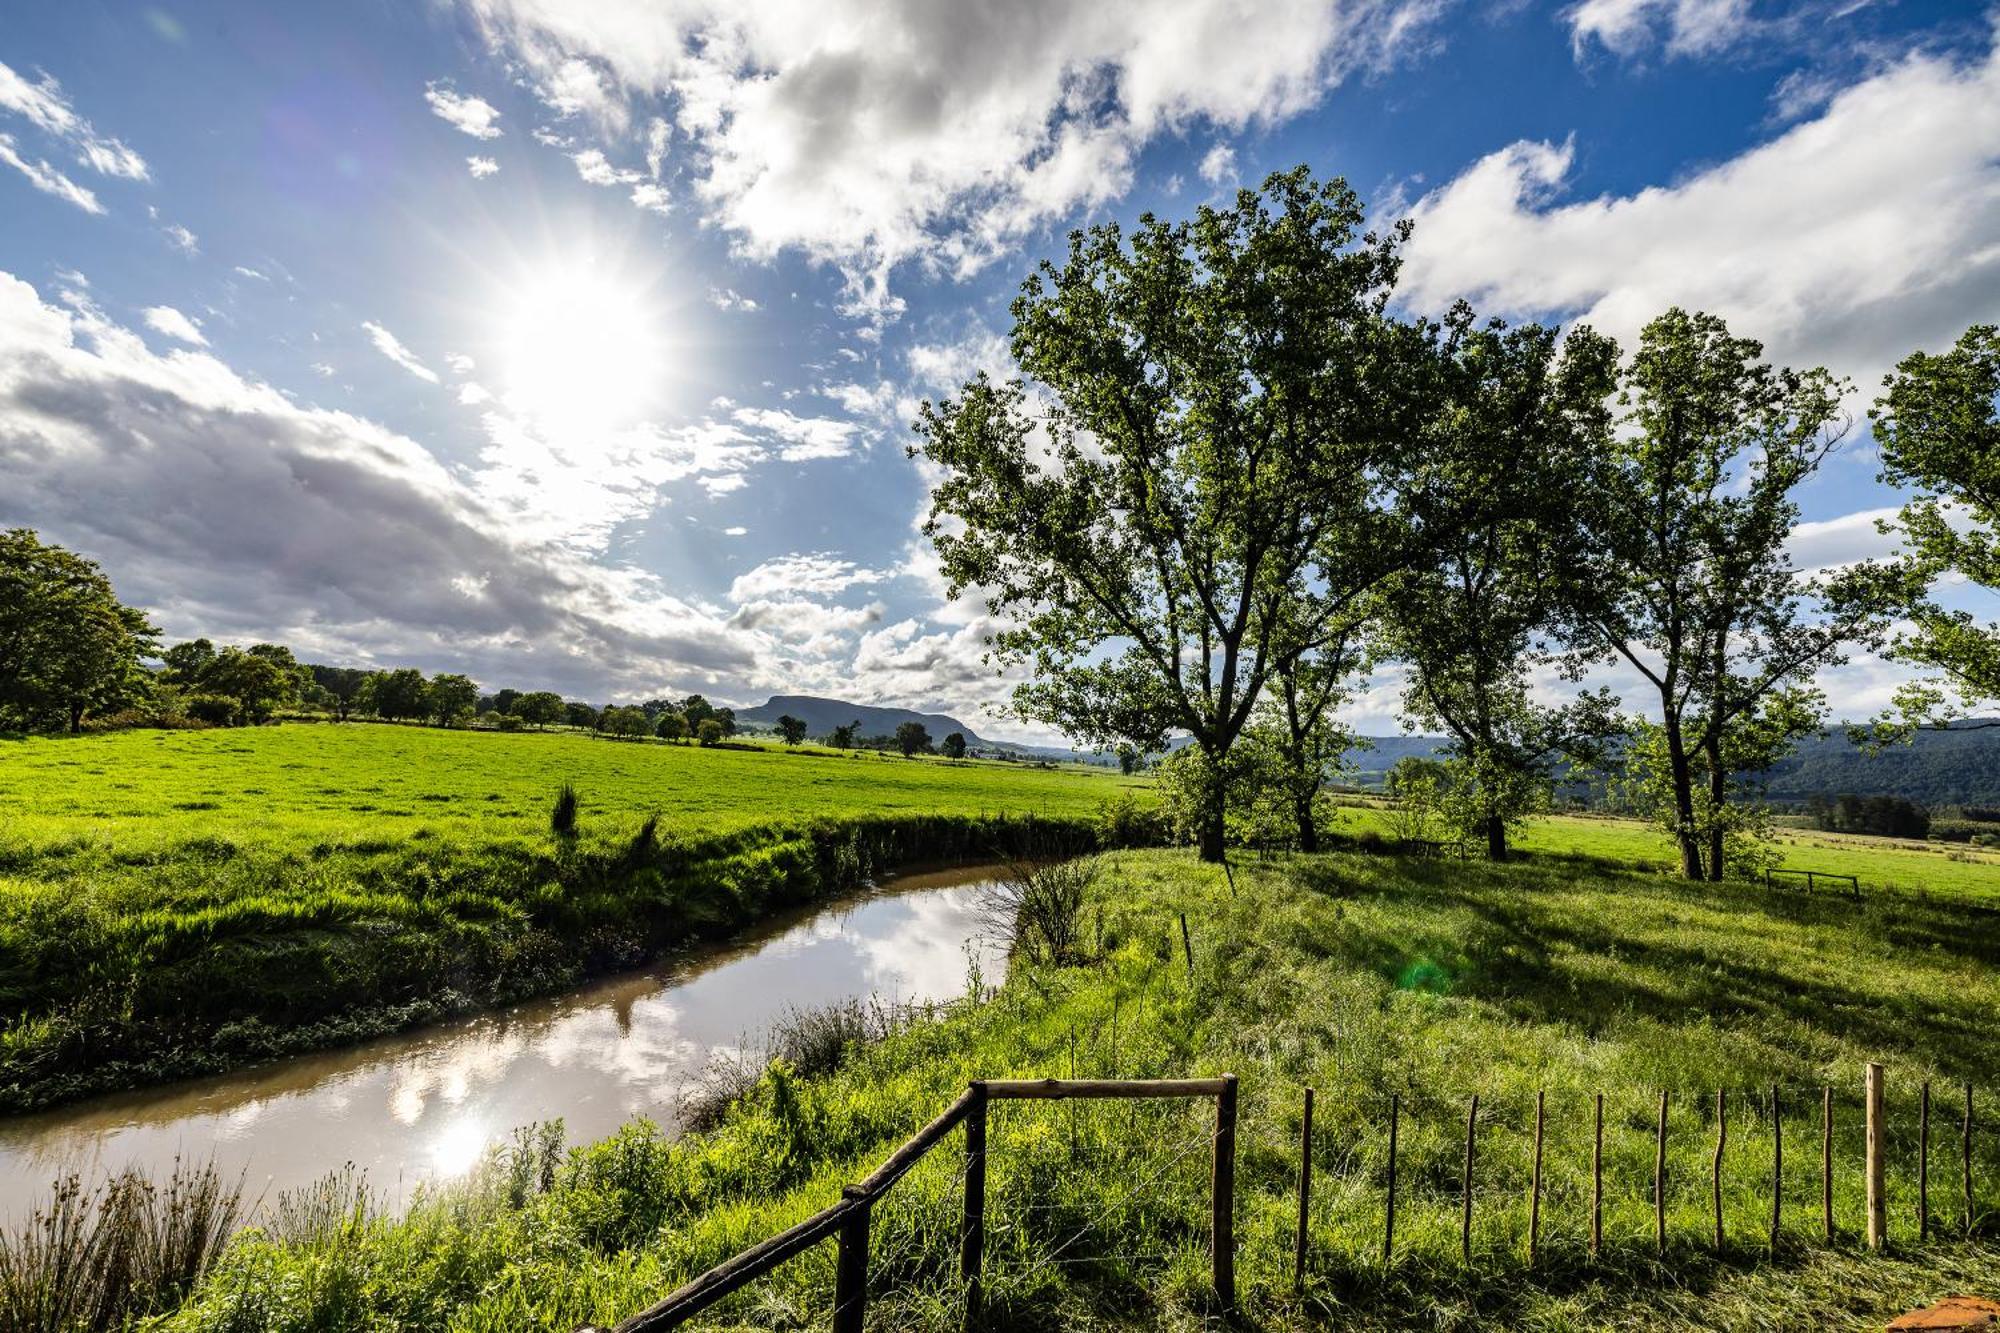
183 695 239 726
551 784 579 839
1094 793 1163 848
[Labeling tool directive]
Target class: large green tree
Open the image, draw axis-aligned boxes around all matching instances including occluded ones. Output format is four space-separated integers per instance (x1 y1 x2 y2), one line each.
914 169 1430 861
428 673 479 727
1868 323 2000 723
0 529 157 732
1380 312 1623 861
198 647 295 725
1568 309 1886 880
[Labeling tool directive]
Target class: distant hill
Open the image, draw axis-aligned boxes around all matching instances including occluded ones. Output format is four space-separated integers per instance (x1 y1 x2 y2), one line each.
736 695 996 747
1761 721 2000 807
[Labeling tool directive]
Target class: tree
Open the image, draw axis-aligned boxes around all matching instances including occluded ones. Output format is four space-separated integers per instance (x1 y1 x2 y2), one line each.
489 687 523 716
1867 323 2000 724
198 647 293 725
1260 616 1367 853
160 638 217 684
310 665 371 720
915 169 1430 862
429 673 478 727
680 695 718 730
564 701 598 729
516 691 565 728
776 714 808 746
696 717 724 746
0 530 158 732
601 705 651 737
940 731 967 759
895 721 933 757
1380 312 1624 860
715 707 737 737
1567 309 1887 880
655 710 689 742
825 720 862 748
366 668 432 722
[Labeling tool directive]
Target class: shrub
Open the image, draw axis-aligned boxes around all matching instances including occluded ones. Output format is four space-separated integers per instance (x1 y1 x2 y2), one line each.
986 857 1096 965
183 694 239 726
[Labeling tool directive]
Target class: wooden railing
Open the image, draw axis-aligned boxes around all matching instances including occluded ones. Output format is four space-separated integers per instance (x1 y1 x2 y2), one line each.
1765 866 1862 896
577 1075 1238 1333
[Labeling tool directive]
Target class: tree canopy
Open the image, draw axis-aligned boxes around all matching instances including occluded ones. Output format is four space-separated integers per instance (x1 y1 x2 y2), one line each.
0 529 157 732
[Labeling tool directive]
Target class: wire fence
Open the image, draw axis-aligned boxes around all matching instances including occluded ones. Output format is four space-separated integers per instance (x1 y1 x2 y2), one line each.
579 1064 1997 1331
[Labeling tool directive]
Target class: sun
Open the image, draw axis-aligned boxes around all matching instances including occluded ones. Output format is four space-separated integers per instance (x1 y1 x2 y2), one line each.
499 259 667 437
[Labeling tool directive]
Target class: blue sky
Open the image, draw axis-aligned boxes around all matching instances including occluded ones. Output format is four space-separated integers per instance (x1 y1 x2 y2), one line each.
1 0 1995 740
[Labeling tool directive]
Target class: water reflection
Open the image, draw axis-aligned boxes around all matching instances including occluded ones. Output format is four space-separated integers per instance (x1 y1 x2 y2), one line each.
0 865 1006 1214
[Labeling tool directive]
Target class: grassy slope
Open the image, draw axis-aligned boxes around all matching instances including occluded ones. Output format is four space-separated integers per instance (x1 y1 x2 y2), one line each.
0 726 1139 1109
150 848 2000 1332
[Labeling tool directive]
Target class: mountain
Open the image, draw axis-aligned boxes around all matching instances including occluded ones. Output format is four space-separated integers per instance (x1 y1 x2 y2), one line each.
736 695 996 747
1761 721 2000 807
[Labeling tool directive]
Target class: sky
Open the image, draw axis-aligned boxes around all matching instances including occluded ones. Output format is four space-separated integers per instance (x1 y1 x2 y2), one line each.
1 0 1996 743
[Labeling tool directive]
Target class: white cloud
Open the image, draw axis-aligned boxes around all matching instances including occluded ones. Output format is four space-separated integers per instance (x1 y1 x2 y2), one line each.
729 553 886 602
0 271 762 697
161 222 199 255
310 361 336 377
569 147 641 186
723 525 747 536
0 59 148 181
0 132 103 213
233 265 269 281
729 406 861 461
1567 0 1753 58
1198 142 1236 184
361 320 441 383
459 0 1449 314
467 154 501 177
142 305 207 346
424 82 504 138
444 352 477 375
708 287 758 312
1785 506 1903 575
457 382 493 405
1399 33 2000 405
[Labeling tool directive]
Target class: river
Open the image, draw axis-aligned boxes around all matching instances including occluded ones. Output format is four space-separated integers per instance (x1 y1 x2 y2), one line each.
0 863 1008 1214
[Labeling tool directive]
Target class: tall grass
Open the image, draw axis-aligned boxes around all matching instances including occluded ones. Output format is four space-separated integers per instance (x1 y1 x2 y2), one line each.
0 1158 242 1332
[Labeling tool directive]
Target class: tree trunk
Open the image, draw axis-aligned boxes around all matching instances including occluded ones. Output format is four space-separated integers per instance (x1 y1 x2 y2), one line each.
1664 720 1705 880
67 702 84 733
1198 804 1227 864
1704 735 1727 882
1485 814 1508 862
1294 793 1320 854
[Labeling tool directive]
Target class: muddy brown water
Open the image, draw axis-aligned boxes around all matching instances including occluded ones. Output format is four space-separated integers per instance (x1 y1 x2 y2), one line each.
0 864 1009 1215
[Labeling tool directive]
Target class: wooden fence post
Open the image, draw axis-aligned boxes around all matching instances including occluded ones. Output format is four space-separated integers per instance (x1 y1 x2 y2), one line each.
1655 1090 1670 1256
834 1187 872 1333
1823 1086 1835 1244
1294 1086 1313 1293
961 1082 988 1323
1965 1083 1976 1239
1529 1090 1545 1266
1770 1085 1783 1252
1866 1063 1887 1252
1920 1081 1932 1242
1178 913 1195 979
1592 1093 1604 1259
1385 1093 1401 1264
1461 1094 1479 1264
1712 1089 1727 1252
1212 1074 1238 1310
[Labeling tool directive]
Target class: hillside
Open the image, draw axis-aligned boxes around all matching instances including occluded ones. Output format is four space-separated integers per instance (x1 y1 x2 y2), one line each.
735 694 996 746
1762 720 2000 806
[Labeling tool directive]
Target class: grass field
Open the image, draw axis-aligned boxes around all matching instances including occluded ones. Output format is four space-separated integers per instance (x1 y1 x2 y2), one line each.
0 723 1138 852
0 725 1141 1110
133 847 2000 1332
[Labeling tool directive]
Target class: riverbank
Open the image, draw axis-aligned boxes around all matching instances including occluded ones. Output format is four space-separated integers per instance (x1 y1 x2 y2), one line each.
88 846 2000 1331
0 811 1107 1113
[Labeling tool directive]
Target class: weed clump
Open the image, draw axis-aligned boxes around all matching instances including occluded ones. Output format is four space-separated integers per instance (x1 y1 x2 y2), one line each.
550 783 579 839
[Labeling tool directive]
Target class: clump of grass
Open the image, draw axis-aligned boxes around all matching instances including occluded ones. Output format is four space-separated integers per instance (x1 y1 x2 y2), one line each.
987 856 1097 965
264 1163 372 1250
551 782 579 839
0 1157 242 1331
